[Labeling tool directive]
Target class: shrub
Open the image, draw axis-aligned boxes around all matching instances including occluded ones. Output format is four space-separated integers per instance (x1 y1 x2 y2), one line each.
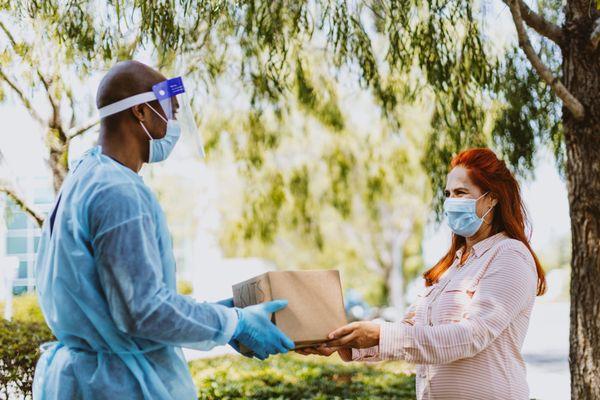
189 353 416 399
0 319 55 399
177 280 194 296
0 294 46 324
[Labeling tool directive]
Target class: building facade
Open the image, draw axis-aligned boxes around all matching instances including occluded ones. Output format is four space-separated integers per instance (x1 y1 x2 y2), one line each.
1 176 54 294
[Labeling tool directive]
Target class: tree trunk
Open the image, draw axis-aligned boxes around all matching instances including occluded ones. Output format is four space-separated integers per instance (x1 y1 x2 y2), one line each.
387 233 407 316
563 6 600 397
565 119 600 400
47 130 69 193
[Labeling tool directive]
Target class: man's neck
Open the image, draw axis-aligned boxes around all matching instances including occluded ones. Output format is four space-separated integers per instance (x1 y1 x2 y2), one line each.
98 127 145 173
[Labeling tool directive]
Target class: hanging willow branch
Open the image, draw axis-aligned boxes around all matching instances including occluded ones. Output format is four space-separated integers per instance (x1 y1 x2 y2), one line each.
67 118 99 141
0 186 45 227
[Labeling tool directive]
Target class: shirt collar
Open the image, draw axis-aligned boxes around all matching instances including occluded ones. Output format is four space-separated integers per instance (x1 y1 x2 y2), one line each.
455 231 507 260
94 146 143 180
455 247 465 260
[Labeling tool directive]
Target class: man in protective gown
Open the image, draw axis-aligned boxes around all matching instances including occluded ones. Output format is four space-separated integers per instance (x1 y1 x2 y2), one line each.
33 61 294 400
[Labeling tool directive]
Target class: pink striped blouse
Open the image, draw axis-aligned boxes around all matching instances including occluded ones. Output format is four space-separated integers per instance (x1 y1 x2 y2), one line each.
353 232 538 400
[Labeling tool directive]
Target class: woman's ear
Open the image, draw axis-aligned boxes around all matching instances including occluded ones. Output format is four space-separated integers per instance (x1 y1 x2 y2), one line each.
489 193 499 208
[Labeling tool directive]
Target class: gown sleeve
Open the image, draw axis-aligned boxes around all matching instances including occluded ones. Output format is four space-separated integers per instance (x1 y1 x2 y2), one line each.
89 182 238 350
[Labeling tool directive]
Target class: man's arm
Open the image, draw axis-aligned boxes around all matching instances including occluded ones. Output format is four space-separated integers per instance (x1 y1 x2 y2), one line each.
91 185 237 350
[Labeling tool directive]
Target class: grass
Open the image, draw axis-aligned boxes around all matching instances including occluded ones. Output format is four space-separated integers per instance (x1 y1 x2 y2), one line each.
189 353 416 400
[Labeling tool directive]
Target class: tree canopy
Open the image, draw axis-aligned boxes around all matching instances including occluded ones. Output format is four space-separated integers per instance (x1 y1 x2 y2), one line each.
0 0 569 303
1 1 570 212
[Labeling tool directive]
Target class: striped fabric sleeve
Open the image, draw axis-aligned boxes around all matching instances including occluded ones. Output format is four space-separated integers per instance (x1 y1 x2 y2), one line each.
352 301 418 362
378 248 537 364
351 346 380 361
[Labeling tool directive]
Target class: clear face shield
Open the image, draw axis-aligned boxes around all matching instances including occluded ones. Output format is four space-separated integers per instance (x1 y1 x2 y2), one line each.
97 76 205 160
151 77 205 159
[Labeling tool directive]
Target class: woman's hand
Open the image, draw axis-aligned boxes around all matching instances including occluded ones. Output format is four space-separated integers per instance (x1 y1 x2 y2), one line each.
295 321 380 361
325 321 380 349
295 345 352 362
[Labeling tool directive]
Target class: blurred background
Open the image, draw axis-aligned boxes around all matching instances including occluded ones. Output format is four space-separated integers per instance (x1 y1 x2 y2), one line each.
0 1 577 399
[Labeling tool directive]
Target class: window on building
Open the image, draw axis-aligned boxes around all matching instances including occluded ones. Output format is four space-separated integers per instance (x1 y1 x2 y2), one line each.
34 187 55 205
7 236 28 254
6 211 28 230
18 260 28 279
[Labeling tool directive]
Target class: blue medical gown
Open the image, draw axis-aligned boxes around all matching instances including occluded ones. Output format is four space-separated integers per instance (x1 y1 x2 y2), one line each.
33 146 237 400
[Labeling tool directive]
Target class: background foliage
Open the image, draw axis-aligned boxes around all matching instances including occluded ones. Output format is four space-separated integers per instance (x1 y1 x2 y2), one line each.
0 294 45 324
1 0 564 207
0 0 568 306
190 353 415 400
0 319 54 399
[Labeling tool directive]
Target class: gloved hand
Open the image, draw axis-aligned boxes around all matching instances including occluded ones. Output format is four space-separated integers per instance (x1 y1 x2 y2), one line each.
214 297 254 357
232 300 295 360
214 298 251 356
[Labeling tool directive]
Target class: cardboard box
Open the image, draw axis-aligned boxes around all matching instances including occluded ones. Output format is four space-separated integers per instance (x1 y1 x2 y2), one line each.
232 270 347 350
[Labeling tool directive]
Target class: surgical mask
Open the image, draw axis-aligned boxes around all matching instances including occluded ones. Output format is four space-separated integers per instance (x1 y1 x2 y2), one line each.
443 192 494 237
139 103 182 163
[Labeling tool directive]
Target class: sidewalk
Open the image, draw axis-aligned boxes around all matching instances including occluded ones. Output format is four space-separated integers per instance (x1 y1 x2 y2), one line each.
523 301 570 400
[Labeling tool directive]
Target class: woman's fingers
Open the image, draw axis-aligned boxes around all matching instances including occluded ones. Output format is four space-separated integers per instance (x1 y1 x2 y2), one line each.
294 348 311 356
297 346 340 356
301 347 319 354
296 347 318 355
325 331 357 348
314 346 336 356
328 322 358 339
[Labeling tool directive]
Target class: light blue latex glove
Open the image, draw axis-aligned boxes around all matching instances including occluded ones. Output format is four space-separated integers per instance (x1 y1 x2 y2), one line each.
215 297 251 356
213 297 255 357
232 300 295 360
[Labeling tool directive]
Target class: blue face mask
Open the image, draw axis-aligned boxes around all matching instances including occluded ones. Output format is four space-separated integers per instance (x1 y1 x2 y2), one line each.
139 103 182 163
443 192 494 238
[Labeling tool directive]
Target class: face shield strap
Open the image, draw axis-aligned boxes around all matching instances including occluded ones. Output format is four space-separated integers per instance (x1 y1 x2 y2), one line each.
98 91 157 118
145 103 168 123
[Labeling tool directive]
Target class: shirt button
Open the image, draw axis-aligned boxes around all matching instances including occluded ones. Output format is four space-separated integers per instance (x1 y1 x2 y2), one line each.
429 322 433 326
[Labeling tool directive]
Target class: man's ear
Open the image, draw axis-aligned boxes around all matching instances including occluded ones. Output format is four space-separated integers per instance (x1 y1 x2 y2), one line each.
131 104 146 122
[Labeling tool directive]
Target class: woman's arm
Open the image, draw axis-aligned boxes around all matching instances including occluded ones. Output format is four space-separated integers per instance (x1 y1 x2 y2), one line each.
329 248 537 364
351 301 418 361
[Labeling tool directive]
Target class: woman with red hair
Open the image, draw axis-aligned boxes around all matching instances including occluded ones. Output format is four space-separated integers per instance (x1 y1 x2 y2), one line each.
298 148 546 400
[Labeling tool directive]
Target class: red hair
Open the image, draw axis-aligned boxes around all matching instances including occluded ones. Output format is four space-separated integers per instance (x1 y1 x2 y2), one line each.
424 148 546 296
